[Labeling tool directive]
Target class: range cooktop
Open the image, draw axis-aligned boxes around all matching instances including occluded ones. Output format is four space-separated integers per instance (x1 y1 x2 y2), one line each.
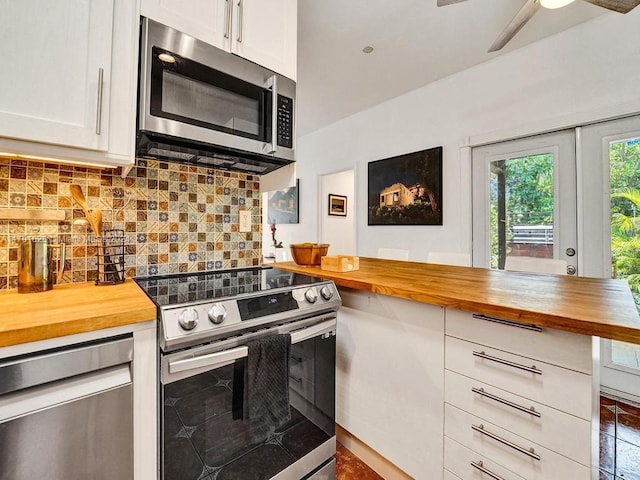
135 266 341 351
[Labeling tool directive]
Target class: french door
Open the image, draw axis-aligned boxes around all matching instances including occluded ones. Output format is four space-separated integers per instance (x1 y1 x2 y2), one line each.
472 115 640 402
472 130 577 273
580 115 640 402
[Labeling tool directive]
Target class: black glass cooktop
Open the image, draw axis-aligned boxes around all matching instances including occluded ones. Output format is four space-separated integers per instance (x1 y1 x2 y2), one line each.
135 266 321 307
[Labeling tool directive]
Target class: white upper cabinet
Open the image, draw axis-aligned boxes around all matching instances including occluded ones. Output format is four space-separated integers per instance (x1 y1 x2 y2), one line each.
0 0 138 168
0 0 113 150
141 0 297 80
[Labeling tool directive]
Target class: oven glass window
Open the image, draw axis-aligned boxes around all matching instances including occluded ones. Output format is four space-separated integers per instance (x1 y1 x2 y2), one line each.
162 334 335 480
150 47 270 142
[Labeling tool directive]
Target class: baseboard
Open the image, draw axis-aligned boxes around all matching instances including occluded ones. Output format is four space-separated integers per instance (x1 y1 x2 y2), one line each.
335 424 413 480
601 387 640 408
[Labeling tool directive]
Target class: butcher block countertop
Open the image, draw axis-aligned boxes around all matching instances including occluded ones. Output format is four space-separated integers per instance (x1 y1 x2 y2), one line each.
275 257 640 344
0 279 156 347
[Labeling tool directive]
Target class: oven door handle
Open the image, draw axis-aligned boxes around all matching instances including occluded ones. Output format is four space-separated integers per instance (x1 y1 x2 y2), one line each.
290 318 336 344
167 318 337 374
169 346 248 374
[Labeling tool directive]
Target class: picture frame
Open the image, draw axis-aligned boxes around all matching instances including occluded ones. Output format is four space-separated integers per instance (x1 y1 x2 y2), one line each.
328 194 347 216
367 146 443 225
266 179 299 224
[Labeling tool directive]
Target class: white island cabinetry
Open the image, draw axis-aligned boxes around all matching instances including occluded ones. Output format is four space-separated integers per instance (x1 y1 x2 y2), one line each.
443 309 599 480
337 287 445 480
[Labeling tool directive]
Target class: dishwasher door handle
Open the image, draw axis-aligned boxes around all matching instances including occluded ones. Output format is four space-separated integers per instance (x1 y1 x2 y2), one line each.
0 336 133 395
0 364 131 423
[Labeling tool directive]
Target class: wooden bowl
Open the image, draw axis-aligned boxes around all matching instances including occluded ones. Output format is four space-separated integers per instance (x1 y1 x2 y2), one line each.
289 243 329 266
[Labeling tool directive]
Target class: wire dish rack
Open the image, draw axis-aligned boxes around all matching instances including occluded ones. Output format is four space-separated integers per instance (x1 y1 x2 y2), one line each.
95 229 125 285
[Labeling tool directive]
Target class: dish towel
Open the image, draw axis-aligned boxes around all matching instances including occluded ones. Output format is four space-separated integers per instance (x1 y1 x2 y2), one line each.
245 333 291 443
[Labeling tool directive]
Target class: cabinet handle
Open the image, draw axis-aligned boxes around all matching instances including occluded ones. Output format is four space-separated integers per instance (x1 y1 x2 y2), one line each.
237 0 243 43
96 67 104 135
472 313 542 332
472 424 541 461
224 0 231 39
472 387 541 418
472 350 542 375
470 460 505 480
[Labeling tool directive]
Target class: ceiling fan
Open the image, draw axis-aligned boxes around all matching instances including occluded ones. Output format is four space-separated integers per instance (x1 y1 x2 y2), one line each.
437 0 640 52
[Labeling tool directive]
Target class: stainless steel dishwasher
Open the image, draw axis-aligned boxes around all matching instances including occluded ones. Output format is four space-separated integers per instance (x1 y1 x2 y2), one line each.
0 335 134 480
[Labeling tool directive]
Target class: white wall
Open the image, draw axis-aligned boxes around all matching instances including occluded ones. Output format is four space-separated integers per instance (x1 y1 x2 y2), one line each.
281 10 640 261
319 169 356 255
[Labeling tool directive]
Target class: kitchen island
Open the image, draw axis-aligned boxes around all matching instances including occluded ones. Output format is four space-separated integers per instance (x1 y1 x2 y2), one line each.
276 257 640 480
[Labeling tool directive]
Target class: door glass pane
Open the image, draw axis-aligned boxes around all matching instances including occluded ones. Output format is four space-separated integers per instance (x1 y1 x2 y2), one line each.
489 154 554 269
609 136 640 369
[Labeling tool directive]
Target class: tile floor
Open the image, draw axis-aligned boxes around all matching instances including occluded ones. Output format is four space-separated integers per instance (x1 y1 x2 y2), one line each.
336 443 383 480
600 396 640 480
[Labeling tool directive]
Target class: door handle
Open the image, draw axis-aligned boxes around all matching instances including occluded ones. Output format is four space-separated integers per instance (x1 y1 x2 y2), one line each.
96 67 104 135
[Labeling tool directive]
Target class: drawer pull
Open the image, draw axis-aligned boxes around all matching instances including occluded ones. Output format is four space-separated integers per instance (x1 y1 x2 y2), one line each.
473 351 542 375
472 313 543 332
470 460 505 480
472 424 541 461
472 387 541 418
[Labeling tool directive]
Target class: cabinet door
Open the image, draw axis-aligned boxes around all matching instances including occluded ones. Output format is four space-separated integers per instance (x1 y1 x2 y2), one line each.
0 0 114 151
232 0 297 80
141 0 229 50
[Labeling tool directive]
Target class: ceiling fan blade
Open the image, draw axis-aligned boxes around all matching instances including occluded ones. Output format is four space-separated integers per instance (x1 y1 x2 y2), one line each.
488 0 542 52
581 0 640 14
437 0 469 6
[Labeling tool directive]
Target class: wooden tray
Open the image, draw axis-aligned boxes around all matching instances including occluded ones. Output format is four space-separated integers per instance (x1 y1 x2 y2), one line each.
321 255 360 272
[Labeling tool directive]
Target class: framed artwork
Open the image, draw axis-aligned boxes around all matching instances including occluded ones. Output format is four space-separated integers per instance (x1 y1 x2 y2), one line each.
328 194 347 216
368 146 443 225
267 179 299 224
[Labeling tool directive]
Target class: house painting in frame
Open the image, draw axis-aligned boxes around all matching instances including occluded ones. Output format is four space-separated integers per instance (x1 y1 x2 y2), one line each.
368 147 443 225
267 179 299 224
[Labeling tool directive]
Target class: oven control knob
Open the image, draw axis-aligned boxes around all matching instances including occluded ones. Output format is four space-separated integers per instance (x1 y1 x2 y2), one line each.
178 308 199 331
304 288 318 304
208 303 227 324
320 286 333 300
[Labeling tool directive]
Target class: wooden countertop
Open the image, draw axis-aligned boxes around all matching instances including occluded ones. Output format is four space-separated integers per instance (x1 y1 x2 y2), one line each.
275 257 640 343
1 280 156 347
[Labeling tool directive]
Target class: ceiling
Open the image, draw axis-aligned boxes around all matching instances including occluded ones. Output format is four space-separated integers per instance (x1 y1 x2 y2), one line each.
296 0 609 136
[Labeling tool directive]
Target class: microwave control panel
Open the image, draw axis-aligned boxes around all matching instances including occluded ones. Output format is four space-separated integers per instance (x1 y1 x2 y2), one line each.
277 95 294 148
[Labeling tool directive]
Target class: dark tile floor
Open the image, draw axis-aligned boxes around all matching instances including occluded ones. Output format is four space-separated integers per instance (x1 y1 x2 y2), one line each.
600 396 640 480
336 442 383 480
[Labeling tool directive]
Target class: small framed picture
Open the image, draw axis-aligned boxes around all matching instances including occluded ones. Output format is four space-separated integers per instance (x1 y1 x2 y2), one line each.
328 194 347 216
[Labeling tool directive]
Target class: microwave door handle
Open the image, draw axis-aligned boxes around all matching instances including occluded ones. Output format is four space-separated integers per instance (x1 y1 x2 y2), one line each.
264 75 278 155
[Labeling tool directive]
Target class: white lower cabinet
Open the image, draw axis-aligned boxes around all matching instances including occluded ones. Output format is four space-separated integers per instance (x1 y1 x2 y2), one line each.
445 404 590 479
444 436 526 480
337 288 445 480
444 308 598 480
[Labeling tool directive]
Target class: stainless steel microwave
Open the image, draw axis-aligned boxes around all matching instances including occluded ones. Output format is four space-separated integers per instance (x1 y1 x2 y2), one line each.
137 18 295 174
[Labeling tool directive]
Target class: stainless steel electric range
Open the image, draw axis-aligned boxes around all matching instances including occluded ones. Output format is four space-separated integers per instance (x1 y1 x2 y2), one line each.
135 266 341 480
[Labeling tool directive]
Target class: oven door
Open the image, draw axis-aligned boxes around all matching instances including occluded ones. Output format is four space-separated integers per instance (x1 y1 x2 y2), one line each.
161 317 336 480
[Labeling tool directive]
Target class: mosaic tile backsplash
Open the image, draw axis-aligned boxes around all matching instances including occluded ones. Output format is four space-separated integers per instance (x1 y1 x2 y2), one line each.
0 158 262 290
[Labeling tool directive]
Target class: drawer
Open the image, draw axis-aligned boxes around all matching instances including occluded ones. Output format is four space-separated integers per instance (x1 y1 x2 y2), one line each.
445 436 526 480
444 369 592 465
445 309 593 374
444 470 461 480
445 336 593 420
445 404 590 480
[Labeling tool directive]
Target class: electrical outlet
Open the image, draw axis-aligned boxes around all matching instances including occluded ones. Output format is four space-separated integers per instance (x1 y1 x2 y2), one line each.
239 210 251 232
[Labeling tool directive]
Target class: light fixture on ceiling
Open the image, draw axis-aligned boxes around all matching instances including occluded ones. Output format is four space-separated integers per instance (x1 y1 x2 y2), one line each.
540 0 576 9
362 46 374 54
